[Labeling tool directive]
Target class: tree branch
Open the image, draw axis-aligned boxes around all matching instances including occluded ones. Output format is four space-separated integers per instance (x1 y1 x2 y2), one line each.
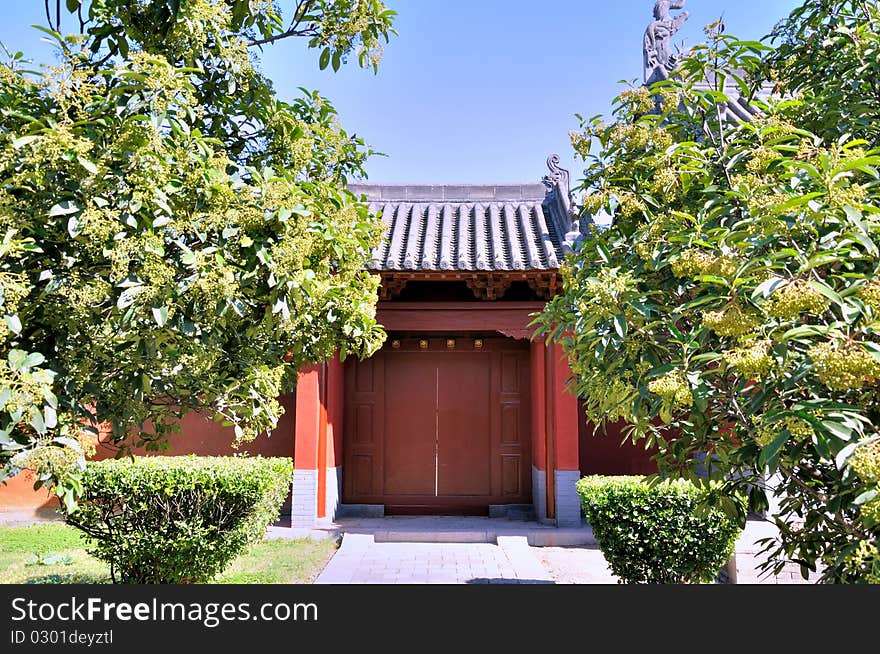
248 0 319 48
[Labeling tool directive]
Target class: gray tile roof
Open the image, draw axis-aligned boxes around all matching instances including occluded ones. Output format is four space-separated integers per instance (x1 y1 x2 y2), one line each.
350 184 576 273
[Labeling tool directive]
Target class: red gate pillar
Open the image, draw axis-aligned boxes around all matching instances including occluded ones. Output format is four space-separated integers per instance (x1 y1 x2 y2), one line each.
292 358 345 527
322 355 345 521
548 342 582 527
292 364 321 527
530 338 548 522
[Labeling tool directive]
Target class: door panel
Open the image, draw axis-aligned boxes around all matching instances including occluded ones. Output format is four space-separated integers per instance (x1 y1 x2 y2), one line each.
437 353 491 496
383 353 436 496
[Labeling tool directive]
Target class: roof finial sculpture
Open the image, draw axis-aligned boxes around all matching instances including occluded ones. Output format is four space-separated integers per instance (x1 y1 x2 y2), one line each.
644 1 690 84
543 154 591 250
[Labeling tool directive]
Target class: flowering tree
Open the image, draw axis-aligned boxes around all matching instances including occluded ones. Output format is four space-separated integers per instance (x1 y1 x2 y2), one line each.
0 0 395 508
538 1 880 582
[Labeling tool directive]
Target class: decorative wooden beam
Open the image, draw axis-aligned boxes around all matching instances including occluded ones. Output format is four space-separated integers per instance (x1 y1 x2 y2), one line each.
378 275 408 301
376 270 561 302
465 274 512 301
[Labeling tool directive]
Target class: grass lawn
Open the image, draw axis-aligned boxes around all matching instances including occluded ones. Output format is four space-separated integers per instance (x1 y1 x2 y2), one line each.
0 523 337 584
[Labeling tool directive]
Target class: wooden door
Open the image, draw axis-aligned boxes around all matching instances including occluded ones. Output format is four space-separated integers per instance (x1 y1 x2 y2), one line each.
343 337 531 513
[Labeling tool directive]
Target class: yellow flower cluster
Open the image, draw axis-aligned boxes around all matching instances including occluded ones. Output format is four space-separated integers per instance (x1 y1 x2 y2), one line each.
175 346 220 380
77 207 120 253
746 146 780 173
861 497 880 527
11 445 79 478
570 128 599 159
648 370 694 421
672 249 716 277
657 90 680 113
671 249 739 280
582 191 607 214
576 270 631 319
615 191 647 218
808 341 880 391
766 280 830 320
754 416 813 448
10 422 95 478
827 181 867 209
843 540 880 584
618 87 655 115
191 257 239 311
0 271 29 315
702 304 760 338
26 124 92 170
858 281 880 314
850 441 880 483
581 374 637 423
0 62 16 86
723 340 774 379
0 359 55 426
607 123 671 151
649 167 680 201
634 214 679 261
55 276 112 318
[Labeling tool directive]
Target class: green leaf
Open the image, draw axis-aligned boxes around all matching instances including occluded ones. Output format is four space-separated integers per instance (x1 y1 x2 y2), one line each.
12 135 40 149
820 420 853 441
319 47 331 70
44 405 57 430
23 352 45 368
854 489 878 506
78 156 98 175
29 410 46 435
806 280 844 308
751 276 786 301
7 349 27 369
613 314 627 339
842 205 878 256
835 442 860 470
5 314 22 335
48 201 80 217
152 306 169 327
67 215 80 238
758 430 789 471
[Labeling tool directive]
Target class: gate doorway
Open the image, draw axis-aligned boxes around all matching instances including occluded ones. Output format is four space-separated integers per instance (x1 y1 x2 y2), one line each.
343 337 531 514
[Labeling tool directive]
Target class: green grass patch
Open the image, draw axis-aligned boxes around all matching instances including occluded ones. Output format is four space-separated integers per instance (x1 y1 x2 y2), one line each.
0 523 337 585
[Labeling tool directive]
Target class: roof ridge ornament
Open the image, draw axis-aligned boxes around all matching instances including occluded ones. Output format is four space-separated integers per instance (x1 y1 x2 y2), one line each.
542 154 589 253
644 1 690 85
543 153 570 192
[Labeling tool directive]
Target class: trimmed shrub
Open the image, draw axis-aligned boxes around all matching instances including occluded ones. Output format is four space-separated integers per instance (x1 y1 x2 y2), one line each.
65 456 293 584
577 475 742 584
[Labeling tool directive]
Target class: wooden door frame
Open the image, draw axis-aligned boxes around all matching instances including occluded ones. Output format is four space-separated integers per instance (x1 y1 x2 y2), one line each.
342 336 531 511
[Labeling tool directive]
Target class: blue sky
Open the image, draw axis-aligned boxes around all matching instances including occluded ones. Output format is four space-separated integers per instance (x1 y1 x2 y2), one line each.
1 0 801 184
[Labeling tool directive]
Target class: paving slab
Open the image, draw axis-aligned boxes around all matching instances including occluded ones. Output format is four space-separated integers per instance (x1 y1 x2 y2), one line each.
315 533 554 585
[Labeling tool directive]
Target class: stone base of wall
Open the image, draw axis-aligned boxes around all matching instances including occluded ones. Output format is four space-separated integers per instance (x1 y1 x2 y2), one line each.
531 466 547 522
555 470 583 527
291 469 317 527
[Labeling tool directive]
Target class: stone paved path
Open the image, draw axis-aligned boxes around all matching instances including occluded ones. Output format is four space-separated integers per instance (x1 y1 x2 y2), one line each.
316 534 555 584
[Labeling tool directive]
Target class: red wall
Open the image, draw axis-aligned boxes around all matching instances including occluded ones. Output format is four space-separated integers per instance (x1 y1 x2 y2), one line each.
0 394 296 512
579 406 658 477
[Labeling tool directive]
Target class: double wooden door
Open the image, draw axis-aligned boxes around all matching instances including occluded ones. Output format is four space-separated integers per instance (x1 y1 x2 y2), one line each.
343 337 531 513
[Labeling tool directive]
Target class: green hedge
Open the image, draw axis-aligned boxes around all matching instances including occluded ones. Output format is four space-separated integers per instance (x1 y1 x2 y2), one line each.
577 475 742 584
65 456 293 584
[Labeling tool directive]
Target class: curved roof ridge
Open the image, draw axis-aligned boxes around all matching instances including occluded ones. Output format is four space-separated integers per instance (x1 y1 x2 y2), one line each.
348 183 547 203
